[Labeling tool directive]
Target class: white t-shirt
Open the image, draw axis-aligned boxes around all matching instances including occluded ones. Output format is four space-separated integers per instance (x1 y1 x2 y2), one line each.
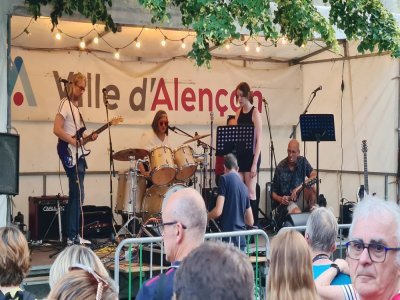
57 98 84 136
140 130 170 152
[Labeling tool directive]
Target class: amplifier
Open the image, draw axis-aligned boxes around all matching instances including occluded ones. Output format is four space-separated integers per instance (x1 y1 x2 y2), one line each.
28 195 68 241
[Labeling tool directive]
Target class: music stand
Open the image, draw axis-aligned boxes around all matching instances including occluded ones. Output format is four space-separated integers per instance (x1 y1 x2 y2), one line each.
300 114 335 198
216 125 254 157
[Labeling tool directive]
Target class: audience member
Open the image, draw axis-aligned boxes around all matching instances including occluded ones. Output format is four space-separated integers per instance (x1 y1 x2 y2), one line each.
0 226 36 300
136 188 207 300
347 197 400 300
306 207 351 284
268 230 319 300
49 244 111 289
174 241 254 300
47 264 117 300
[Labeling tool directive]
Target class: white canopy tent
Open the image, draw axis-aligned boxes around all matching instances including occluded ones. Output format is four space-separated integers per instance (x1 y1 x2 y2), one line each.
1 0 399 228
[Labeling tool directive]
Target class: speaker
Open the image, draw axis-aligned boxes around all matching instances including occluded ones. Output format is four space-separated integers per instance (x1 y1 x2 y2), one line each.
340 202 355 237
29 195 68 240
0 133 19 195
286 212 310 227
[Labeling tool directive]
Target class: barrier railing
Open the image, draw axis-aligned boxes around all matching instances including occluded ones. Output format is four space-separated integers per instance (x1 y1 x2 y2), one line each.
113 229 269 299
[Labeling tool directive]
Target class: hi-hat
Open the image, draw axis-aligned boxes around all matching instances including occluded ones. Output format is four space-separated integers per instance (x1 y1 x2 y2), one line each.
113 148 149 161
183 134 211 144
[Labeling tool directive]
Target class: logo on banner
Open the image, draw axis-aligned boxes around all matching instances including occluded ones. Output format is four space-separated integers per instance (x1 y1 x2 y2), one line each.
10 56 37 107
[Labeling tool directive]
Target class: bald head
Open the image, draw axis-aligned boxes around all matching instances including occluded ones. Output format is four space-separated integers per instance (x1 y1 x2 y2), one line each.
288 139 300 151
163 188 207 238
287 139 300 164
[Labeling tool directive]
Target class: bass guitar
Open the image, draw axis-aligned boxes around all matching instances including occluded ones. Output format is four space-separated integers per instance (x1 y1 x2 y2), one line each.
57 116 123 168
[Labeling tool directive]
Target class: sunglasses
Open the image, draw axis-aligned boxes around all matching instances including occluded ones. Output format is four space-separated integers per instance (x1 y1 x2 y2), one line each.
69 263 109 300
158 120 169 127
75 84 86 92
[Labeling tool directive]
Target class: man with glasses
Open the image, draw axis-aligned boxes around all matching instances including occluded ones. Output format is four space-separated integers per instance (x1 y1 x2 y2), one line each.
136 187 207 300
271 139 317 227
54 72 98 245
346 196 400 300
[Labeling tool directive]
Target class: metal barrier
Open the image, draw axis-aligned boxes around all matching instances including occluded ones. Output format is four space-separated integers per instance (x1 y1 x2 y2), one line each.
113 229 269 299
279 223 352 258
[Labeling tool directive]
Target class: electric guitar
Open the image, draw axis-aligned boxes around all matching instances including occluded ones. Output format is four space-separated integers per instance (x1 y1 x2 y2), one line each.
358 140 369 200
273 177 318 227
57 116 123 168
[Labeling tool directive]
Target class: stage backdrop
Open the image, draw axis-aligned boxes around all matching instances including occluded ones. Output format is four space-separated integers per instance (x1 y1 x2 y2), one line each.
10 48 302 126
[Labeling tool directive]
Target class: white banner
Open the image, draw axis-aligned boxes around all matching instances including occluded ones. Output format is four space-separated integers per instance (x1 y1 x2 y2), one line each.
10 49 302 125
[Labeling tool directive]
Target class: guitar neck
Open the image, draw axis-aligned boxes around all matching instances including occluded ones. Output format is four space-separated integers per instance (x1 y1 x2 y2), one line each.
363 152 369 194
83 121 112 143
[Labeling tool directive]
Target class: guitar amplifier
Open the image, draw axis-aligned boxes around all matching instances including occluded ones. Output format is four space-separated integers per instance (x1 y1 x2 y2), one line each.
29 195 68 241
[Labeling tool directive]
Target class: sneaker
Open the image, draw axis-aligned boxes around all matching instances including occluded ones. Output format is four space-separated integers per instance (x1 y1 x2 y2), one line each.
75 235 91 245
67 238 74 246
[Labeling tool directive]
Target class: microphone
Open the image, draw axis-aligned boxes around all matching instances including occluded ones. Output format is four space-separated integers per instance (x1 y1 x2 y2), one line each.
59 78 72 84
312 85 322 94
168 125 176 132
262 98 268 104
102 88 108 107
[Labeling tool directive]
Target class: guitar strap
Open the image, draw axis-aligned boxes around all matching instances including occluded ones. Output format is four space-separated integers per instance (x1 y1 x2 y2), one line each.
78 110 87 137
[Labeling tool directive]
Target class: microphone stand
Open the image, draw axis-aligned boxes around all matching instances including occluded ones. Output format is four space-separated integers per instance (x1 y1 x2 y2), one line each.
103 91 117 235
289 89 319 211
209 112 214 190
264 100 277 221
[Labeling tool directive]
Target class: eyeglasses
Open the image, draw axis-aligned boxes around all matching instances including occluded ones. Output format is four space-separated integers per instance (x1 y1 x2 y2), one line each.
69 263 109 300
75 84 86 92
346 240 400 263
158 120 169 127
156 221 187 235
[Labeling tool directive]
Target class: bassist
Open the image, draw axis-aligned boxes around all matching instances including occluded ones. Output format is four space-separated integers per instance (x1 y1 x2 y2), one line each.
53 72 97 245
272 139 317 226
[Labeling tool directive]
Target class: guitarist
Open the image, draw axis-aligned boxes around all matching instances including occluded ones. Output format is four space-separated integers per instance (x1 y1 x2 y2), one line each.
53 72 98 245
272 139 317 226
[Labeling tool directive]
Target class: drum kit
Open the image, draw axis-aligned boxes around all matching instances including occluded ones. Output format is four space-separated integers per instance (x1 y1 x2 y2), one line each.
113 134 210 237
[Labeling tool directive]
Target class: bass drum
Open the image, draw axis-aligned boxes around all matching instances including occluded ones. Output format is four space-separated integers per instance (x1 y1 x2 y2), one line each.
141 184 186 222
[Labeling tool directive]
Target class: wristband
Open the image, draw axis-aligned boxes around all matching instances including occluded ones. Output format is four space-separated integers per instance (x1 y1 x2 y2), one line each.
330 263 340 276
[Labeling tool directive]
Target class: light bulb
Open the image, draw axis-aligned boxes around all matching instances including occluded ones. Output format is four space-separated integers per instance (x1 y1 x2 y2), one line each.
93 36 99 44
281 36 287 45
225 43 230 50
161 39 166 47
244 43 250 52
256 45 261 52
114 50 120 59
181 39 186 49
79 39 86 49
55 32 61 40
135 40 141 48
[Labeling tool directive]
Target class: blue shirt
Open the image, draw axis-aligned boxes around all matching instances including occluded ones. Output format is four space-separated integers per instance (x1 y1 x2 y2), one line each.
136 261 180 300
313 264 352 285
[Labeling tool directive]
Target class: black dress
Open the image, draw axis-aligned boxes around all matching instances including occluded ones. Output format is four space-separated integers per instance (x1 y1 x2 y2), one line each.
236 107 261 172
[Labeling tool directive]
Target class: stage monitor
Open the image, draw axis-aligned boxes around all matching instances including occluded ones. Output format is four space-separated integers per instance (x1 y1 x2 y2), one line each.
0 132 19 195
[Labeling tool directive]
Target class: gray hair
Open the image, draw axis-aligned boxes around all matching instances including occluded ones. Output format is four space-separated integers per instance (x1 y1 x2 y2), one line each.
305 207 338 253
174 241 254 300
224 153 238 170
349 196 400 265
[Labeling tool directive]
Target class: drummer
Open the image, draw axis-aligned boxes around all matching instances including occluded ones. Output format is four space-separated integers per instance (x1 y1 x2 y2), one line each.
139 110 171 177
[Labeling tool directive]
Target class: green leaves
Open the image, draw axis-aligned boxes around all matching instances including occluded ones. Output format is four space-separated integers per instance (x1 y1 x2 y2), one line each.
24 0 400 66
25 0 117 32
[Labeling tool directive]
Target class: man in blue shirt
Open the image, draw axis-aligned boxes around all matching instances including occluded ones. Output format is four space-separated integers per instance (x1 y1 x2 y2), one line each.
208 154 254 248
136 188 207 300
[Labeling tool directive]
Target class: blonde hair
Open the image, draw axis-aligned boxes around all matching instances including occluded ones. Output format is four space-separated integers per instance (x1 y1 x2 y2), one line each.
0 226 30 286
267 230 318 300
66 72 86 97
49 245 109 289
47 269 118 300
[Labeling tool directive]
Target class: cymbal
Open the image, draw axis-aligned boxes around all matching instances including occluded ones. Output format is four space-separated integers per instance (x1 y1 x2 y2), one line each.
113 148 148 161
183 133 211 144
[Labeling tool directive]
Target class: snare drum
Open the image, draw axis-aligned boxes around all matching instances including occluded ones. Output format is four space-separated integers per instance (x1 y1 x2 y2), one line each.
174 145 197 180
141 184 186 221
149 146 177 186
115 170 147 214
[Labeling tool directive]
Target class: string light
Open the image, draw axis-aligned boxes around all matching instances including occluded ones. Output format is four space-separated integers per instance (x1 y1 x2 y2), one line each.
281 36 288 45
135 39 141 48
161 38 166 47
55 30 62 40
225 43 230 50
24 28 31 36
244 42 249 52
181 39 186 49
93 36 99 44
256 43 261 53
114 49 120 59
